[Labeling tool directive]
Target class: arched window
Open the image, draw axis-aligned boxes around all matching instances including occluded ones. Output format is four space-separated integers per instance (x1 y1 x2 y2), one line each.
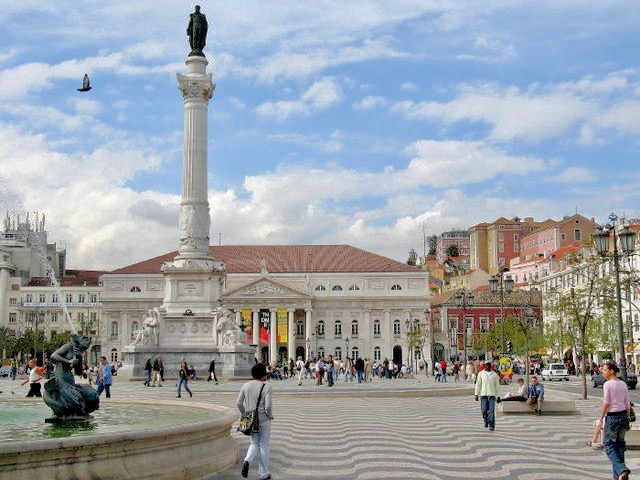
391 284 402 291
374 346 381 361
351 346 359 359
348 285 360 291
110 348 118 363
334 321 342 336
296 321 304 336
130 321 139 339
130 286 141 292
318 347 325 358
332 285 343 291
110 321 119 339
335 346 342 360
317 321 325 336
315 285 326 291
393 320 401 335
373 320 381 337
351 320 359 335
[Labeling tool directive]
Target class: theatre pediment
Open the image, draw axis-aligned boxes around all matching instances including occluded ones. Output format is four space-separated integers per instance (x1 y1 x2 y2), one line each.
224 279 310 299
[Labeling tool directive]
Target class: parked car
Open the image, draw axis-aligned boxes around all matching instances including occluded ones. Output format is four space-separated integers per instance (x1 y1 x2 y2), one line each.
0 365 12 377
592 371 638 389
541 363 569 381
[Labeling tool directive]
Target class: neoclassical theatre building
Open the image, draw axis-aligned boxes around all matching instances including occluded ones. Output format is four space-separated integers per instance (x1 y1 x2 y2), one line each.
101 245 429 366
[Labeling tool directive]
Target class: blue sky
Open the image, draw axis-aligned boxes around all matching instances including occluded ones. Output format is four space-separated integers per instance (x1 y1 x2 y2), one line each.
0 1 639 270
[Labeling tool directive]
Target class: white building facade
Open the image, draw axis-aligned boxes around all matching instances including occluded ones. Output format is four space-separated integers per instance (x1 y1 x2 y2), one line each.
101 245 430 368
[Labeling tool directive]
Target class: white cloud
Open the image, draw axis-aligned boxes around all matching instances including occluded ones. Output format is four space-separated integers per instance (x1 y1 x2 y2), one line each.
402 140 548 187
255 77 343 120
267 131 343 153
353 95 387 111
547 167 597 184
391 83 590 143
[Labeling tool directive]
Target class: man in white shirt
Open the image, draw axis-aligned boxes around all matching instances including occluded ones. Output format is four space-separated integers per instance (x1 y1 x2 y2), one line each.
474 362 501 431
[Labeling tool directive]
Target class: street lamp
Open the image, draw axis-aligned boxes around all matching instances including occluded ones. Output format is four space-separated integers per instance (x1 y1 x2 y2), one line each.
454 289 475 378
516 304 537 384
489 270 515 353
305 337 311 360
345 337 350 360
593 213 637 382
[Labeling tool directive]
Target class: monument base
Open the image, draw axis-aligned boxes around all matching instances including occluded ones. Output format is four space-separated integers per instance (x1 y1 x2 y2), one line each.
122 345 255 380
45 415 94 424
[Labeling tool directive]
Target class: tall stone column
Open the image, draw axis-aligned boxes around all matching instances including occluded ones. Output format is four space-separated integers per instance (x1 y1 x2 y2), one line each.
252 309 260 345
160 54 225 321
175 56 215 262
305 309 312 359
269 309 277 365
287 309 295 361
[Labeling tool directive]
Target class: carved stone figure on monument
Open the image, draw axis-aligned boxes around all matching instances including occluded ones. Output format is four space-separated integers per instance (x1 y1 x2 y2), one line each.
180 205 196 238
187 5 208 57
216 309 247 346
130 309 160 347
260 258 268 274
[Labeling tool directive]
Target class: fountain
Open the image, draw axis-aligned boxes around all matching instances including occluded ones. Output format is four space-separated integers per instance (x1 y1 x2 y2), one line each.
0 7 241 479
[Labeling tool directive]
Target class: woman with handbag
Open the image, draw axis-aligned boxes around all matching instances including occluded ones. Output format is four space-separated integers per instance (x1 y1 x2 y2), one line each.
599 362 631 480
236 363 273 479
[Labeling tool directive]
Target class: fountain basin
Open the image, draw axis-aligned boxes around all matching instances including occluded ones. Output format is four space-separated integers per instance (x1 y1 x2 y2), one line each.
0 398 239 480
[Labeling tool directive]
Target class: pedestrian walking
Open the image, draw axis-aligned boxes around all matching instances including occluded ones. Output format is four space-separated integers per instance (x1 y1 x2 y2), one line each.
10 357 17 381
143 357 152 386
465 362 474 382
599 362 631 480
207 357 218 384
296 357 305 386
355 357 365 383
237 363 273 480
177 359 193 398
96 356 113 398
474 361 501 431
22 360 43 397
152 355 163 387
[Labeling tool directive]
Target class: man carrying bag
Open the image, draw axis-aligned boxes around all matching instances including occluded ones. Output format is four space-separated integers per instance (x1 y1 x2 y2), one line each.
236 363 273 479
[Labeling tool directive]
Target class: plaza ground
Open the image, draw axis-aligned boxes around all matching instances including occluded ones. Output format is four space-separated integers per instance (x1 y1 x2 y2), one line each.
1 374 637 479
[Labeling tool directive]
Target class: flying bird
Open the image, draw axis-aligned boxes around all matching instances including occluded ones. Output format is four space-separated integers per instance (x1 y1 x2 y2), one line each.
77 73 92 92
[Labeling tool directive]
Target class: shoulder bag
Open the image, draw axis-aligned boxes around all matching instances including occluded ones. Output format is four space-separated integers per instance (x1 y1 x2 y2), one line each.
238 383 266 436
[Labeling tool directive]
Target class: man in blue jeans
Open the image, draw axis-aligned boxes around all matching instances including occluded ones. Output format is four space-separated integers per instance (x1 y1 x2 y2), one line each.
474 361 501 431
96 356 113 398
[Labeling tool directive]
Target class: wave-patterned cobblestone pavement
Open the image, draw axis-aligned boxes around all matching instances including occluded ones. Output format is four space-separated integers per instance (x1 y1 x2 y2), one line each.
1 376 635 479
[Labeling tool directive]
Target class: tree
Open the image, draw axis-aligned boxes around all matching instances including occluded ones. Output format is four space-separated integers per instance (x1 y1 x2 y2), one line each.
427 235 437 256
0 327 18 359
446 244 460 258
545 250 616 400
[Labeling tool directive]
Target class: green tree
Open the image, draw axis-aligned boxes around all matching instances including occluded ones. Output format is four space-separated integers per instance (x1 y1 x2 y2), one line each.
446 244 460 257
0 327 18 359
545 250 616 400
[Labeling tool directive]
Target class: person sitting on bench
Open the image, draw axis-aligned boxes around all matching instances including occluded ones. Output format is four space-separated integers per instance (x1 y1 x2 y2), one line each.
527 376 545 415
502 378 528 402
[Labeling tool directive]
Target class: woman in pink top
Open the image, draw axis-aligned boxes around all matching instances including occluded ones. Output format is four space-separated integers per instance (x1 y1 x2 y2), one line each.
599 362 631 480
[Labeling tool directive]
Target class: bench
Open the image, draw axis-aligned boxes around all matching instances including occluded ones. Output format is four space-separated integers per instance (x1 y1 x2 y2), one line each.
499 400 577 414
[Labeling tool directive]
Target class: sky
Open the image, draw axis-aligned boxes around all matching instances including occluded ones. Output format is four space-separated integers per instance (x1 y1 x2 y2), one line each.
1 1 639 270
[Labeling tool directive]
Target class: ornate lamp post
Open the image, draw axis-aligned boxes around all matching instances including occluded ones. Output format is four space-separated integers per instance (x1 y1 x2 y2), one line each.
454 289 475 378
345 336 350 360
593 213 637 382
489 270 514 353
305 337 311 360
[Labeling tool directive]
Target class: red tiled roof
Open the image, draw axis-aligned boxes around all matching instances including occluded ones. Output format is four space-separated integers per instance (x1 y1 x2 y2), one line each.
112 245 420 275
551 242 583 260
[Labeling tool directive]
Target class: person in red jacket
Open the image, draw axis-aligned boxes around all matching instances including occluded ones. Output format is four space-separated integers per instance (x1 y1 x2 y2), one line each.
440 360 448 382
